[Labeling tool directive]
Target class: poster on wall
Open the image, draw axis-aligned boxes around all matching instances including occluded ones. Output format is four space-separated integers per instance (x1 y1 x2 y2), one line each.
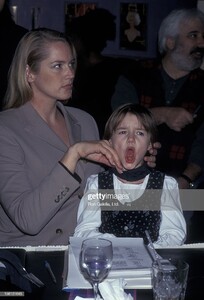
120 2 148 51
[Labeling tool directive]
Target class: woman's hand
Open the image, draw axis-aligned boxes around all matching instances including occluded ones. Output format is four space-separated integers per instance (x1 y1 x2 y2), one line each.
61 140 123 173
144 142 161 168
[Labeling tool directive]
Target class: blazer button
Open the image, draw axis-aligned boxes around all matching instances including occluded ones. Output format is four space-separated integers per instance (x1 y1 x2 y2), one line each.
56 228 63 234
55 195 60 203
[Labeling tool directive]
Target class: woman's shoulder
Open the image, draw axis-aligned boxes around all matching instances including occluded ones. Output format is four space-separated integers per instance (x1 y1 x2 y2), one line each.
65 105 95 121
63 105 100 138
0 107 19 125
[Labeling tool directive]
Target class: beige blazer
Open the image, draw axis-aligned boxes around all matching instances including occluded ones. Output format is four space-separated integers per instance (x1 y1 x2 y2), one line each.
0 101 101 246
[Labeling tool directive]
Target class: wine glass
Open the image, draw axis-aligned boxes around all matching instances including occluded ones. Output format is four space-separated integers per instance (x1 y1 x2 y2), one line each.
80 238 113 300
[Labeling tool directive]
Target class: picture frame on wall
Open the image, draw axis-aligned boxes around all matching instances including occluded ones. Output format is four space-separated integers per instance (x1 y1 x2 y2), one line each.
64 0 153 58
120 2 148 51
10 5 18 23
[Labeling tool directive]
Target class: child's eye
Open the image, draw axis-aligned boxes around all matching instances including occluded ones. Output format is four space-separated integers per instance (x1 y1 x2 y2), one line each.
136 131 144 136
119 130 127 135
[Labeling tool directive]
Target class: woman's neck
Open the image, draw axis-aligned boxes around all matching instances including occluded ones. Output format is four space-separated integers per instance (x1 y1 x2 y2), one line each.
31 99 58 124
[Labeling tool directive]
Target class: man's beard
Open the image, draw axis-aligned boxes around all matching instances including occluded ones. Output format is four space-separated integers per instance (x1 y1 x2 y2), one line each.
171 46 204 72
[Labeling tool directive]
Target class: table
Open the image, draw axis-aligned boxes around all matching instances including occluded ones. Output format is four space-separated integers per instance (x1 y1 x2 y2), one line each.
0 249 68 300
1 247 204 299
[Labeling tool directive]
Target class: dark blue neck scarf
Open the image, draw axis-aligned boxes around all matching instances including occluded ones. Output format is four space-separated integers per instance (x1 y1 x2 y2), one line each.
112 164 151 182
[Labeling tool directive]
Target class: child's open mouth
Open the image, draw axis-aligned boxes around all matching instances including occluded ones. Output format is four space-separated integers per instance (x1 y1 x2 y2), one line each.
125 147 135 164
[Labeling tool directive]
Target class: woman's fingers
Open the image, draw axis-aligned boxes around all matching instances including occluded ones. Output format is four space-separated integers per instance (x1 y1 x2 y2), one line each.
144 142 161 168
80 140 123 172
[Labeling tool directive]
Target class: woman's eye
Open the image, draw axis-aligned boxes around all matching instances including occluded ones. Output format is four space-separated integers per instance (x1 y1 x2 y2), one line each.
68 59 76 70
53 64 62 69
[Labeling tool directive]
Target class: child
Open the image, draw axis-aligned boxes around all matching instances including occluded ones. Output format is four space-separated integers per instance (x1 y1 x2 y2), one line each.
74 104 186 246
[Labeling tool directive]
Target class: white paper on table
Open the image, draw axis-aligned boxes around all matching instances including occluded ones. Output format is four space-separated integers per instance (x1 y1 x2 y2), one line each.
63 237 153 291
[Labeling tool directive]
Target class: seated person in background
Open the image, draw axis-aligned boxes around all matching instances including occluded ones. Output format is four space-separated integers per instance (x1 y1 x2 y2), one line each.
185 121 204 243
74 104 186 247
111 8 204 188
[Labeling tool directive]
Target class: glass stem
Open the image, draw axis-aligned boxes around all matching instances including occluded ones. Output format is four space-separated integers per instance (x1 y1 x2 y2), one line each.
92 281 99 300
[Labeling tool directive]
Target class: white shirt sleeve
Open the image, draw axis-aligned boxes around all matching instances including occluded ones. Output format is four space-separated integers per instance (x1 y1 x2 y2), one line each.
154 175 186 247
74 174 114 239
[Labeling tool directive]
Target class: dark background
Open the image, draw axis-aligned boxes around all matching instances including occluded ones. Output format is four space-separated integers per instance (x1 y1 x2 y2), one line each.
9 0 198 59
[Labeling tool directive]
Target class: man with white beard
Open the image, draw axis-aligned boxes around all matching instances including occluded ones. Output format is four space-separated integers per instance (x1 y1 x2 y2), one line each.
111 8 204 189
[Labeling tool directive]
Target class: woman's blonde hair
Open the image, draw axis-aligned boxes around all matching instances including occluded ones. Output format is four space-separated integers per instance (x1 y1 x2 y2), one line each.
4 28 76 109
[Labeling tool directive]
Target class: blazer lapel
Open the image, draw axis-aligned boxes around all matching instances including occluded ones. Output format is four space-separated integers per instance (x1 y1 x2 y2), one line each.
58 102 81 146
20 102 81 151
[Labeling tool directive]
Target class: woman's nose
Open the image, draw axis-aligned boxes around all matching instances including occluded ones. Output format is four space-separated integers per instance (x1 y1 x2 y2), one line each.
64 65 75 78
